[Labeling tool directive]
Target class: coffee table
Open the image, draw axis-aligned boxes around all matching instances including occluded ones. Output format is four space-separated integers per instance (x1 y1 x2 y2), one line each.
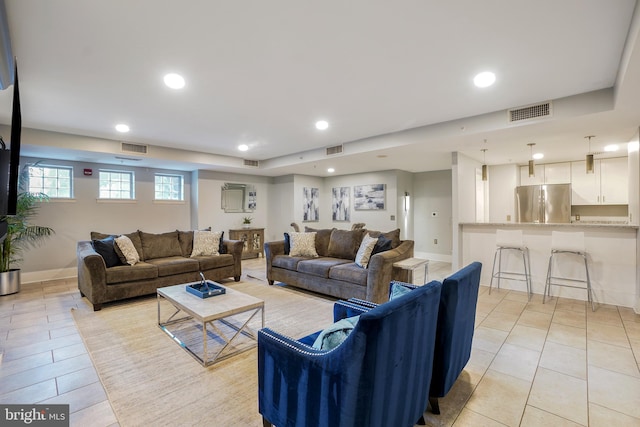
157 282 264 367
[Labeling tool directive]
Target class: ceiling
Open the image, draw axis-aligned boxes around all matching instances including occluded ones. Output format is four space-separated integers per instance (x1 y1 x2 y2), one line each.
1 0 640 177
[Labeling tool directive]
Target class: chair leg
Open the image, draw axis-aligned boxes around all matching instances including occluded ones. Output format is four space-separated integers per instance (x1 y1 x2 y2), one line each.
417 414 427 425
583 253 595 311
543 253 553 304
262 417 272 427
522 248 532 301
428 396 440 414
489 248 499 294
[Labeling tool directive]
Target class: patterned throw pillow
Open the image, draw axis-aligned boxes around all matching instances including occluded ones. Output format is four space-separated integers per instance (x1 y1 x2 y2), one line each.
289 232 319 257
190 230 223 257
355 233 378 268
115 235 141 265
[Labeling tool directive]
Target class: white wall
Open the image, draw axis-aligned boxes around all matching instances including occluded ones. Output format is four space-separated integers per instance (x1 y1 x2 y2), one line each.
413 170 452 261
452 152 483 269
267 175 295 242
21 157 193 281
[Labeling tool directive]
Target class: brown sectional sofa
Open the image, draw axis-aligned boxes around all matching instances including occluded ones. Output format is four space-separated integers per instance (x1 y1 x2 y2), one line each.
264 228 414 304
77 230 244 310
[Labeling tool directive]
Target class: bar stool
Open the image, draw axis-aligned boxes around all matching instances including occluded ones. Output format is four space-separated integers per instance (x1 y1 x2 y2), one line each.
543 231 595 311
489 229 532 299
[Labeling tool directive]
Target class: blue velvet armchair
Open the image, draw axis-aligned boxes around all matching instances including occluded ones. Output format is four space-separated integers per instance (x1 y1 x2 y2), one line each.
257 280 443 427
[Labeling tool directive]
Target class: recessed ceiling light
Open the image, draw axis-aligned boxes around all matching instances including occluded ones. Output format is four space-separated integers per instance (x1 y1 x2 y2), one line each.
604 144 619 152
315 120 329 130
473 71 496 88
164 73 185 89
327 167 335 173
238 144 249 152
533 153 544 160
115 124 130 133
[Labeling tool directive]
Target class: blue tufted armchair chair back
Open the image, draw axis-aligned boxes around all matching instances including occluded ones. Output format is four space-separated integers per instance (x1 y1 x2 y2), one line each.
258 280 443 427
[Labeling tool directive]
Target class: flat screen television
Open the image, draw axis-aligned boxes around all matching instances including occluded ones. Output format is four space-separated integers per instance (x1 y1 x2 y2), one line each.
0 59 21 241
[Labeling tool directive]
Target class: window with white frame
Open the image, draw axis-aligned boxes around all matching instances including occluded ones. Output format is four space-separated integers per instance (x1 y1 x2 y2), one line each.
28 165 73 198
99 170 135 199
154 173 184 201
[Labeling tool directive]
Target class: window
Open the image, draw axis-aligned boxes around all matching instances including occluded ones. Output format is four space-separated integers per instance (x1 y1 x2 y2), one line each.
155 174 184 201
99 170 135 199
28 165 73 198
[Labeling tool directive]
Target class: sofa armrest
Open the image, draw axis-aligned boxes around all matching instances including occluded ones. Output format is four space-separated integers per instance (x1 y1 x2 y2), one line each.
223 239 244 280
365 240 414 303
77 241 107 310
264 240 285 282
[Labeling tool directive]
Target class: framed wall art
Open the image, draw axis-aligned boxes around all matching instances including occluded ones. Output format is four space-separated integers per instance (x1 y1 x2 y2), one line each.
354 184 386 210
332 187 350 221
303 187 319 221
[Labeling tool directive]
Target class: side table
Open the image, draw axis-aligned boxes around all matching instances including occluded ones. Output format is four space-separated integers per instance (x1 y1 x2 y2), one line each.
393 258 429 285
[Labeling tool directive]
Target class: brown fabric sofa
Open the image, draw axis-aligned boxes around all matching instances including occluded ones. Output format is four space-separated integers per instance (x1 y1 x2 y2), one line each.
264 228 414 304
77 230 244 311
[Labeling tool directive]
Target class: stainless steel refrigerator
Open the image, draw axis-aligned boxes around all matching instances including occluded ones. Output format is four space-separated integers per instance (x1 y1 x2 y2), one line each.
515 184 571 223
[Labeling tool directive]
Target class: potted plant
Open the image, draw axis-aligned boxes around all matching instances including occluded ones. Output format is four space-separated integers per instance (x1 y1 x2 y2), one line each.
242 216 253 229
0 165 54 295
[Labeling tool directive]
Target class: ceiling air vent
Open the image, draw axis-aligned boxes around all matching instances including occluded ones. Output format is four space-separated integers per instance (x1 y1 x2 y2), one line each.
121 142 148 154
508 101 552 123
326 144 343 156
243 159 259 168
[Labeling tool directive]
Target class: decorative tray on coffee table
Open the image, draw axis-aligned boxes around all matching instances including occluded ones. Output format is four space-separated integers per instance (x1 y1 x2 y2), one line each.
186 280 226 299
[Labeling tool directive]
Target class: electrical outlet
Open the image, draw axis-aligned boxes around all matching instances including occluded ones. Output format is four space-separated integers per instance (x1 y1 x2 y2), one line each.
434 239 438 244
390 215 395 220
506 214 511 222
576 215 580 221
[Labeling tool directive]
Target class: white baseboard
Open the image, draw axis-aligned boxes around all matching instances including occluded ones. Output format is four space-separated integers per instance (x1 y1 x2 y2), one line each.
414 251 452 263
21 267 77 284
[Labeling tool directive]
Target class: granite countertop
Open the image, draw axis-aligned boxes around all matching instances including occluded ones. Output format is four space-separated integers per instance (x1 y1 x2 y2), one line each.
459 222 638 229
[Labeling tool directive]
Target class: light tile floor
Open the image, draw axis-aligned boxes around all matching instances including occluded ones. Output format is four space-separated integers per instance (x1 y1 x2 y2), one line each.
0 260 639 426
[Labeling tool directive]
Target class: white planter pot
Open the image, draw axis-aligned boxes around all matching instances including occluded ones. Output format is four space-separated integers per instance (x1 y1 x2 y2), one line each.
0 269 20 296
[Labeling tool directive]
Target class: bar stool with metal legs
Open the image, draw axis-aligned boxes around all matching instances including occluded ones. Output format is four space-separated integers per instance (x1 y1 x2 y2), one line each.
543 231 595 311
489 229 532 300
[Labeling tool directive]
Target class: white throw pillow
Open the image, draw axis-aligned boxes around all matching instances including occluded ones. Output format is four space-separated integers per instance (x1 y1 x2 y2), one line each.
191 230 222 257
115 235 140 265
289 232 319 257
355 233 378 268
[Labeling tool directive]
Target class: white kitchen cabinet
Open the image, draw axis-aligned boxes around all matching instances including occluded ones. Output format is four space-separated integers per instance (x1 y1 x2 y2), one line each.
519 164 545 185
543 162 571 184
600 157 628 204
570 158 628 205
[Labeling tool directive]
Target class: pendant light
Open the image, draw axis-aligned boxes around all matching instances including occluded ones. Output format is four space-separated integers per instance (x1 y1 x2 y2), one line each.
527 143 536 177
585 135 595 174
481 144 488 181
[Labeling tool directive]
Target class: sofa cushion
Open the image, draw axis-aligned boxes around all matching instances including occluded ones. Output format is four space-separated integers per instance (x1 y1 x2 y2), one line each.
92 231 145 261
191 230 222 257
365 228 401 249
304 227 335 257
105 262 158 285
115 235 141 265
355 233 378 268
140 231 182 260
272 254 306 270
92 236 122 268
146 256 200 277
289 232 319 257
194 253 235 270
327 229 365 260
328 262 368 285
297 258 350 278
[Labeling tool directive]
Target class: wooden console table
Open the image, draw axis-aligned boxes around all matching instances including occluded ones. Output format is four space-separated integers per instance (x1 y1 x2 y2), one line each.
229 228 264 259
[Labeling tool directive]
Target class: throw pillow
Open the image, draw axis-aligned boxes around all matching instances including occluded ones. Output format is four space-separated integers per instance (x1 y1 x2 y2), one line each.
390 282 413 300
139 231 182 260
371 235 393 256
366 228 401 248
190 230 223 257
284 232 291 255
355 233 378 268
289 232 319 257
115 235 141 265
92 236 122 268
327 229 365 260
312 315 360 350
218 231 226 254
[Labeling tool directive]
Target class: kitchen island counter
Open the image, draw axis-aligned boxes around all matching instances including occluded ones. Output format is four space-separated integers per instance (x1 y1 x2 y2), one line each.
460 222 638 311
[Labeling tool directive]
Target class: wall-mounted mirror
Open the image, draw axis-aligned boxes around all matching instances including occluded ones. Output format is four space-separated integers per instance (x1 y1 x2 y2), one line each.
221 183 256 213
